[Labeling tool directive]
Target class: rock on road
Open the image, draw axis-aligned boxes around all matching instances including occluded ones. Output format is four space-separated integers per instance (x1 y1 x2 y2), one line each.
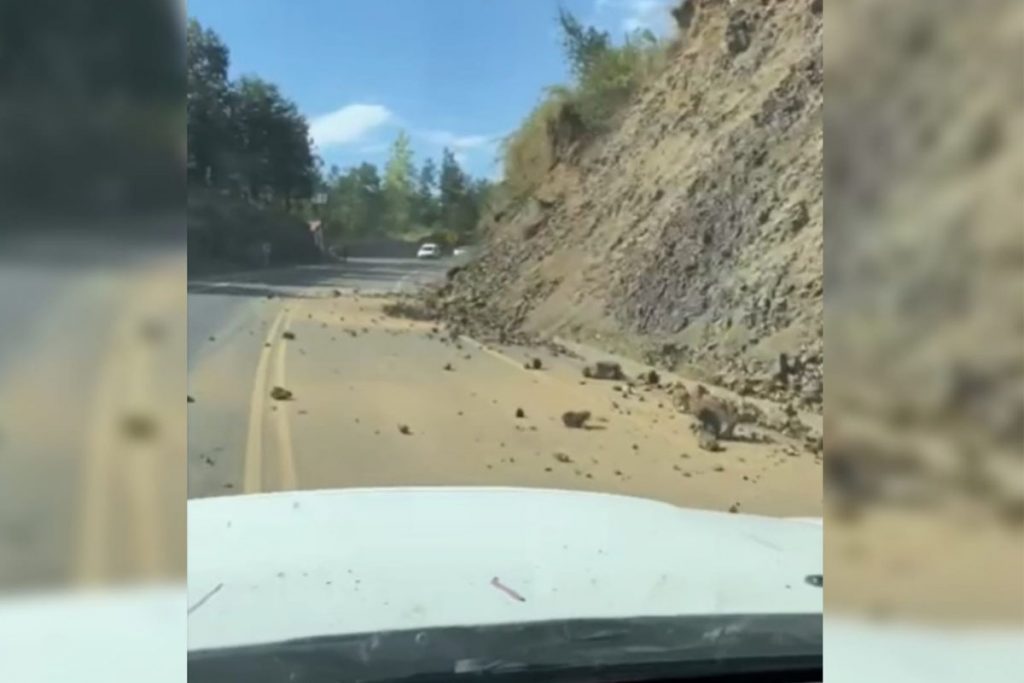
187 259 822 517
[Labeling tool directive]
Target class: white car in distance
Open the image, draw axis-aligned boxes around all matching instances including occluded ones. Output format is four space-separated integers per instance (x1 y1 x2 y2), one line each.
416 242 441 259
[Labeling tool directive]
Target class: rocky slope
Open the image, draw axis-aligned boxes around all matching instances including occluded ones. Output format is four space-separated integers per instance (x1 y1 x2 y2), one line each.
433 0 823 408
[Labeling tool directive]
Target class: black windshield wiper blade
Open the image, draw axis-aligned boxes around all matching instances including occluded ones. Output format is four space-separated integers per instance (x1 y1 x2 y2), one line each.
189 614 822 683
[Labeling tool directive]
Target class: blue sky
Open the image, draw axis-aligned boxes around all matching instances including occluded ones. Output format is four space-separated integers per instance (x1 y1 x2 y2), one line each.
188 0 678 181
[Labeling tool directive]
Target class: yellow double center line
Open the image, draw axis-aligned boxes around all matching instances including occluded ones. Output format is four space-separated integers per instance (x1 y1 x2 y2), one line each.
243 304 298 493
77 260 184 584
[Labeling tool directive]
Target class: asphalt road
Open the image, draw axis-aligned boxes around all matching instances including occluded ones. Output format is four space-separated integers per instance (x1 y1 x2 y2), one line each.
186 259 824 517
0 254 822 591
0 255 186 589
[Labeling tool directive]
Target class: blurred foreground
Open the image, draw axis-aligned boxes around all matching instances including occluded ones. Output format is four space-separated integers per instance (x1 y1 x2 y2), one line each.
825 0 1023 677
0 1 185 681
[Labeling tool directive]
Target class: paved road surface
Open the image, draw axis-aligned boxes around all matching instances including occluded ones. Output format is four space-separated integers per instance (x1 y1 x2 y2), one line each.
187 259 823 517
0 253 822 591
0 254 186 589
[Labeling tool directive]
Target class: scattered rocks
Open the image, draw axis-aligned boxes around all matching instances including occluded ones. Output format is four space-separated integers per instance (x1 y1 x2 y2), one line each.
270 386 293 401
561 410 592 428
409 2 823 420
139 319 165 343
525 357 543 370
725 9 753 54
699 429 723 452
121 414 157 440
804 433 823 455
582 361 625 380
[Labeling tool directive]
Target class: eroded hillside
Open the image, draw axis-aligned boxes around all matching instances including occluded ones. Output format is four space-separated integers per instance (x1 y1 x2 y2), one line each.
433 0 824 408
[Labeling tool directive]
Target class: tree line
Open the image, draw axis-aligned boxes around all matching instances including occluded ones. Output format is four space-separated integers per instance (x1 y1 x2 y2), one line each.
187 19 317 207
319 134 491 247
188 18 491 248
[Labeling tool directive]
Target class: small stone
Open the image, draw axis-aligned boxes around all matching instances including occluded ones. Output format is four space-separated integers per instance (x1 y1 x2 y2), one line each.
270 386 293 401
553 452 573 464
121 414 157 440
515 408 526 419
282 331 296 341
561 411 591 428
699 430 723 452
398 424 412 435
140 320 165 343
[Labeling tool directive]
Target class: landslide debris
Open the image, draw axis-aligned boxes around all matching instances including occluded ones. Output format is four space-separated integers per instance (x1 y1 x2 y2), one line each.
427 0 823 410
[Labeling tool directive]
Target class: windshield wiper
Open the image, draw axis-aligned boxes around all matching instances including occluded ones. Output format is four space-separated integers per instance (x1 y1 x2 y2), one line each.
189 613 822 683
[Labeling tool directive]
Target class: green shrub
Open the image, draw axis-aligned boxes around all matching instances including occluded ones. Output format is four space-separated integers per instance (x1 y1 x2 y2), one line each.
574 29 666 131
500 11 669 198
501 91 570 199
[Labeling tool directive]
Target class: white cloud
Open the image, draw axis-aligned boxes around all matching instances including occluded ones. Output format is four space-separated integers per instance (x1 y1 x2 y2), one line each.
310 104 395 148
418 130 493 151
595 0 677 35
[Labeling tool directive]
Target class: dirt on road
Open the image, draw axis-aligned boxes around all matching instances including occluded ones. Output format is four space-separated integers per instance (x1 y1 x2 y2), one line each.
190 293 822 518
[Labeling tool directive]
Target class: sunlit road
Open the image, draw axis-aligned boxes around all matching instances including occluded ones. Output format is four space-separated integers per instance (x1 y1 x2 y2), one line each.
187 259 823 517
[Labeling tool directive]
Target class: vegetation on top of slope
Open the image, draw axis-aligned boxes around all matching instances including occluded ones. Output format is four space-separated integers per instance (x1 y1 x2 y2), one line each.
500 8 676 199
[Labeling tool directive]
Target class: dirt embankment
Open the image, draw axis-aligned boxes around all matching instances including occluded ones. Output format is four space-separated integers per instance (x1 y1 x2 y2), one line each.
430 0 823 410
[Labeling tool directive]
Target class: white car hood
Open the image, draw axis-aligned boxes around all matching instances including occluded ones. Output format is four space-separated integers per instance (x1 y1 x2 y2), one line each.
188 487 822 651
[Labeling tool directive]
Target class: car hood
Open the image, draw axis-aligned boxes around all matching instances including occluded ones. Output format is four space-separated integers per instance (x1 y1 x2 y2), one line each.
187 487 822 651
